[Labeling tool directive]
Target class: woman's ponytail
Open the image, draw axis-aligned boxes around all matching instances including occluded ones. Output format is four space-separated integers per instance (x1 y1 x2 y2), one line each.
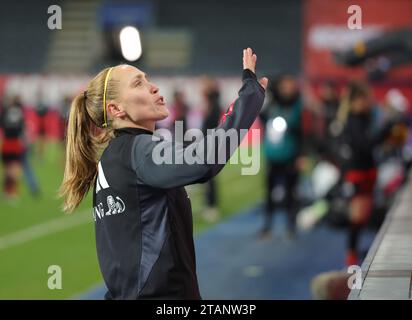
59 93 100 212
59 67 118 213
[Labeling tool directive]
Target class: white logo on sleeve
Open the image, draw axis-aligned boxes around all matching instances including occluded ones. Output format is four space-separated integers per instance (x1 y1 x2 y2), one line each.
96 162 109 194
93 196 126 221
106 195 126 215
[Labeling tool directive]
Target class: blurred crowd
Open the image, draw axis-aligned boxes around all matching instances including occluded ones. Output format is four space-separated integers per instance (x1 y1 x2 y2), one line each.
259 74 411 265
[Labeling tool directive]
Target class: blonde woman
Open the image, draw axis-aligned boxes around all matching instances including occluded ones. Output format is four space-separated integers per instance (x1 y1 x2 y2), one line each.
60 48 267 299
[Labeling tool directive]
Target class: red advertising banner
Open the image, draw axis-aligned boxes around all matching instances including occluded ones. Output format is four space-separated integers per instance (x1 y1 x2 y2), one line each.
303 0 412 81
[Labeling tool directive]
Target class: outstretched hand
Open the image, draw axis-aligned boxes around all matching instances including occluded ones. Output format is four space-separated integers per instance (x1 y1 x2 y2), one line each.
243 47 268 90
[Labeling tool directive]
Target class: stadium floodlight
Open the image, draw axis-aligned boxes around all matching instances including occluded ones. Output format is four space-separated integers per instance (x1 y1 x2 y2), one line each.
119 26 142 61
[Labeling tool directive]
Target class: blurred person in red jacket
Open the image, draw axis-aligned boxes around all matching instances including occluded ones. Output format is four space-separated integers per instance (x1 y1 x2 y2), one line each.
338 81 396 265
0 95 25 199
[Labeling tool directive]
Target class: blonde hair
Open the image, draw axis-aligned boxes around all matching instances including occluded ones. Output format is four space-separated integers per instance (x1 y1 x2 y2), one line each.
59 67 119 213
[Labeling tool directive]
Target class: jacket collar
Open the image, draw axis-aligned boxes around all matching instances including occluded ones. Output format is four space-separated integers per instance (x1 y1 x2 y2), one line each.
113 127 154 137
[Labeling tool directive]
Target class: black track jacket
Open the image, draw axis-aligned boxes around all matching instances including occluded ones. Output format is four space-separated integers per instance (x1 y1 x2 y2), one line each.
92 69 265 299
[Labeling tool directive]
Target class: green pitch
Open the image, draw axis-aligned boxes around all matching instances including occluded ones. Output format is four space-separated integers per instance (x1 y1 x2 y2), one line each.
0 141 264 299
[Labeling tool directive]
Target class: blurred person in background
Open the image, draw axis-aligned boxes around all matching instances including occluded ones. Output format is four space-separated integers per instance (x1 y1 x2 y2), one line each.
59 95 73 141
379 89 411 164
372 89 411 220
201 78 222 222
294 81 341 232
310 83 410 299
0 95 26 200
170 90 189 134
337 81 399 265
259 74 303 239
56 95 74 167
22 148 41 197
317 81 341 161
34 89 50 161
59 48 268 299
169 90 189 144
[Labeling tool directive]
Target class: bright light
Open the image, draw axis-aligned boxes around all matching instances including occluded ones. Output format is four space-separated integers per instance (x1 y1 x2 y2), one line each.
272 117 287 132
119 26 142 61
267 116 287 143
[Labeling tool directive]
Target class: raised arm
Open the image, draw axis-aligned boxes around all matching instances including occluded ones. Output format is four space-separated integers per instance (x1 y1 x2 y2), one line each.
131 48 268 189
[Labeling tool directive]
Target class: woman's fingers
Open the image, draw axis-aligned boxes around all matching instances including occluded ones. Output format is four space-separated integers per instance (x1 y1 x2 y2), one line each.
243 47 256 73
243 49 267 90
243 49 249 69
